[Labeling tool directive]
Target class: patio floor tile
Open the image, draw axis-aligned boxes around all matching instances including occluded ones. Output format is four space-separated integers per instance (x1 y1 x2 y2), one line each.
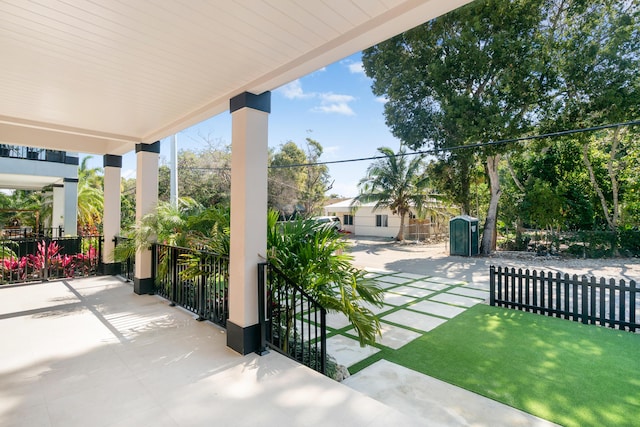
382 293 417 306
407 280 450 291
431 293 483 308
408 300 466 318
326 335 380 367
387 285 435 298
375 275 415 285
448 287 490 300
381 310 446 333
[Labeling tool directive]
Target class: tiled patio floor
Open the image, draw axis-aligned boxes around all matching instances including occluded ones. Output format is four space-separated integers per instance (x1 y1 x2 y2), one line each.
0 274 557 426
0 276 424 427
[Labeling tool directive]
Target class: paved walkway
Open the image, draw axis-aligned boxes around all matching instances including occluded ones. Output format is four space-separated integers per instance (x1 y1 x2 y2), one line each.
323 269 557 426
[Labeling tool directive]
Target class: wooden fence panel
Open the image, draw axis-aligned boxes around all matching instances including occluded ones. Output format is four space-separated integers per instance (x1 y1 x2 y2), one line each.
490 266 639 333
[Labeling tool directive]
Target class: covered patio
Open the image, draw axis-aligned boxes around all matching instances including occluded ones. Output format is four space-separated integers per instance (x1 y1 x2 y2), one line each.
0 276 423 426
0 0 471 355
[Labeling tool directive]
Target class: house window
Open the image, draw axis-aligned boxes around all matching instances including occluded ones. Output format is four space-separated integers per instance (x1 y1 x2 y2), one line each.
376 214 388 227
343 214 354 226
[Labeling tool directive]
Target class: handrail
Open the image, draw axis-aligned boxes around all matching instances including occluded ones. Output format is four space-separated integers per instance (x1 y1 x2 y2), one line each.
258 261 327 375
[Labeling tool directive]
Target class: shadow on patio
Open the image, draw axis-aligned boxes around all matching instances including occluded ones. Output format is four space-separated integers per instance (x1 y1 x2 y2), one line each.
0 276 421 427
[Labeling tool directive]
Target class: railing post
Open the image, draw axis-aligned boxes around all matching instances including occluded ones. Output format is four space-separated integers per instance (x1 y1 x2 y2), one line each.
320 308 327 375
170 247 177 306
630 280 637 333
42 236 49 282
197 253 206 321
489 266 495 306
256 262 270 356
581 275 589 325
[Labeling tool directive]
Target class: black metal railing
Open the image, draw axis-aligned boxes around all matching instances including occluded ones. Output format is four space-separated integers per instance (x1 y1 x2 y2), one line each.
0 235 103 285
152 243 229 328
0 145 68 163
258 262 327 374
490 266 639 332
114 236 135 281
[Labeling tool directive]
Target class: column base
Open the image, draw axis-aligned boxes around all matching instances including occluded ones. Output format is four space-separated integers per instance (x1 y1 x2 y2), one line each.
226 321 261 355
134 277 155 295
102 262 121 275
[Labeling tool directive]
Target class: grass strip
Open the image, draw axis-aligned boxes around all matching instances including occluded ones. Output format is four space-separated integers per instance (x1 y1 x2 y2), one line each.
385 304 640 427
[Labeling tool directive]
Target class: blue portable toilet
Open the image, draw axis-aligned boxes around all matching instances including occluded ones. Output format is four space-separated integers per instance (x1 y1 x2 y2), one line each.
449 215 479 256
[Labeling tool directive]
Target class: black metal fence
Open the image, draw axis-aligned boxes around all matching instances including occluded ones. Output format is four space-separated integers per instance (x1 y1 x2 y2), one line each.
113 236 134 281
152 243 228 328
490 266 639 332
0 235 103 285
258 262 327 374
0 145 68 163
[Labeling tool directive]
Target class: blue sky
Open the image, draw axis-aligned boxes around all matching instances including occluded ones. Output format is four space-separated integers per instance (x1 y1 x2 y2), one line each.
83 52 403 197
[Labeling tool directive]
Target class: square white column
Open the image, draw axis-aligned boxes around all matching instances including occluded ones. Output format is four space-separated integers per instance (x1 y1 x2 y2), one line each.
63 178 78 236
52 184 65 234
134 141 159 294
227 91 270 355
102 154 122 273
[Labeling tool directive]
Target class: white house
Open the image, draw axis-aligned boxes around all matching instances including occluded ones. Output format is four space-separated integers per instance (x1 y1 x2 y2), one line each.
324 198 449 240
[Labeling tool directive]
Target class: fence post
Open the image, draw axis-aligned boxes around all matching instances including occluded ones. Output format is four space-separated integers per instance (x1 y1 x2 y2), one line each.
581 276 589 324
619 279 626 331
630 280 637 333
489 266 496 306
43 236 49 282
196 253 206 321
320 307 327 375
170 247 177 306
256 262 269 356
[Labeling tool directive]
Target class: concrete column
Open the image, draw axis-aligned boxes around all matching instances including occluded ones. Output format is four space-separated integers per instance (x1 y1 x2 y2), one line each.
134 141 159 294
52 184 65 235
102 154 122 274
63 178 78 236
227 91 270 355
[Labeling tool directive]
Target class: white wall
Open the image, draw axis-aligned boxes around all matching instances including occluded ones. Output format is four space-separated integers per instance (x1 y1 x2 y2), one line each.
354 206 400 238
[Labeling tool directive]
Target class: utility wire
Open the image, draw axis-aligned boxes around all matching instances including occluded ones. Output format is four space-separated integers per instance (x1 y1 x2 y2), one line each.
269 119 640 169
173 119 640 171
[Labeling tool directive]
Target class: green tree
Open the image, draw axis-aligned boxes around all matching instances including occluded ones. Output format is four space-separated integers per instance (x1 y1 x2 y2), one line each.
363 0 547 253
541 1 640 232
354 146 430 241
269 141 307 217
300 138 333 216
77 156 104 234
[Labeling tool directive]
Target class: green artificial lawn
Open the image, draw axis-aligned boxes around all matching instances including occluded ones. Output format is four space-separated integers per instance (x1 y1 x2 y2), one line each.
353 304 640 427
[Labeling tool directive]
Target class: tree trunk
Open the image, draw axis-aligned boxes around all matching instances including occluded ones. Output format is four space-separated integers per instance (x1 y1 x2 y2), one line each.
582 142 614 230
396 212 405 241
480 154 501 255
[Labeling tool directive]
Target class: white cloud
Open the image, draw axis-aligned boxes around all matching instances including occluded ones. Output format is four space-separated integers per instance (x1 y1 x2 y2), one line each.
313 103 355 116
348 62 364 74
279 80 356 116
375 96 388 104
314 92 356 116
279 79 311 100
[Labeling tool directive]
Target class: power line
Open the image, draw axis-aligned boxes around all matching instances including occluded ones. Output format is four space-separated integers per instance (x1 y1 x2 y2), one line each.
173 119 640 171
269 119 640 169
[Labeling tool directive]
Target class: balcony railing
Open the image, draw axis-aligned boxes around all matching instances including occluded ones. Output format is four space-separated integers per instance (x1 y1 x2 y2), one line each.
0 145 70 164
258 262 327 375
0 235 103 285
152 243 229 328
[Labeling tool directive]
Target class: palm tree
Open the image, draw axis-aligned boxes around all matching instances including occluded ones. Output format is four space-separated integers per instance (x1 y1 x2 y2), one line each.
77 156 104 234
354 146 430 241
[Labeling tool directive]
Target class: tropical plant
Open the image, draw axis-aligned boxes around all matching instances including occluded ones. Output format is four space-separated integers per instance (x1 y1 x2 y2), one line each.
115 201 384 346
266 210 384 346
354 146 431 241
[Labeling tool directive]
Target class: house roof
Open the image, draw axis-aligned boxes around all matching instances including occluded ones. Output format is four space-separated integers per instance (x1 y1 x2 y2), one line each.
0 1 470 156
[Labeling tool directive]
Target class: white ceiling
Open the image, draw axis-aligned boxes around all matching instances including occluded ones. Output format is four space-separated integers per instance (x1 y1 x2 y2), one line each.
0 0 470 156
